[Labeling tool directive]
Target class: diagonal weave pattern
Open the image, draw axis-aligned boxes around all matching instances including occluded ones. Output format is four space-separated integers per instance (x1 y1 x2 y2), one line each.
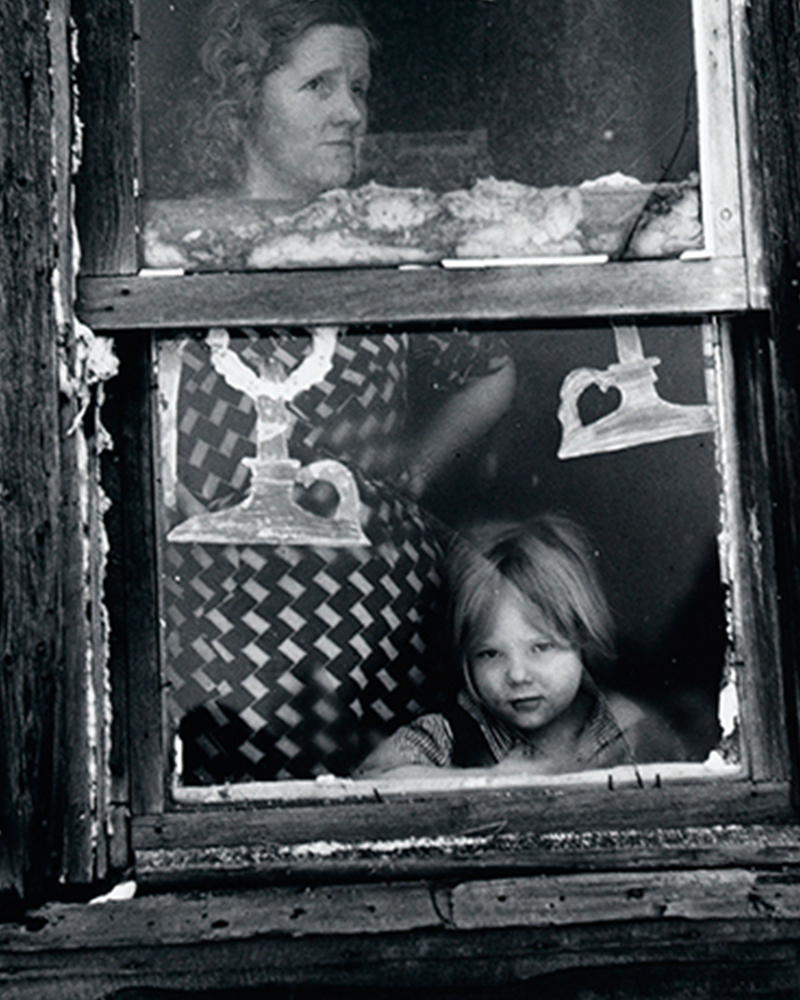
163 333 454 782
168 481 450 781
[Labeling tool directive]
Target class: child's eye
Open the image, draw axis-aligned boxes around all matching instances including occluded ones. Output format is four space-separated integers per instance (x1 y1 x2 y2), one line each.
531 641 555 655
473 647 501 662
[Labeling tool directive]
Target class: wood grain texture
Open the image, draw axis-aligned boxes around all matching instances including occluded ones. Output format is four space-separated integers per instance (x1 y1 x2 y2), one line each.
101 337 163 822
730 0 770 306
693 0 745 259
51 0 101 890
747 0 800 805
1 868 798 951
131 776 793 850
716 316 790 781
77 258 749 330
1 882 799 999
2 882 441 950
72 0 137 275
32 956 797 1000
0 0 63 903
451 868 800 927
132 819 800 889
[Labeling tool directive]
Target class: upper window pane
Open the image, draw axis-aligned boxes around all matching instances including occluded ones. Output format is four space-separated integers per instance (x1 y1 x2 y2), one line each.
138 0 703 272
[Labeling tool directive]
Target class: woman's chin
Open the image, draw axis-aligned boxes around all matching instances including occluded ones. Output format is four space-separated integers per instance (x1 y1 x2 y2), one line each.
316 151 357 190
322 171 356 194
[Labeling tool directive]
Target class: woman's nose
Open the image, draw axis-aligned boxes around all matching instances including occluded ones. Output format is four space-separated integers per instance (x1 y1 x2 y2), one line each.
332 85 365 126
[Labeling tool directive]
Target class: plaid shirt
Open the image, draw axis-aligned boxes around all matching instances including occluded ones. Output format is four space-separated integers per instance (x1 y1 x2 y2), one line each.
359 672 687 773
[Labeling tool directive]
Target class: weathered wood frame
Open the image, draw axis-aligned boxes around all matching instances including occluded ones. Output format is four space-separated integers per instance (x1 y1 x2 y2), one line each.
70 0 799 889
76 0 765 320
109 314 792 889
3 0 800 994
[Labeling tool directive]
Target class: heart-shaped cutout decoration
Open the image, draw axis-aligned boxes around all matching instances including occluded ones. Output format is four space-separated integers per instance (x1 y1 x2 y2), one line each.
577 383 623 426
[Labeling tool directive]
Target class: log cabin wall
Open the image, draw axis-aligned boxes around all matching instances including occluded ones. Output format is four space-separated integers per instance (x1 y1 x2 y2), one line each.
748 0 800 792
2 0 800 998
0 0 64 909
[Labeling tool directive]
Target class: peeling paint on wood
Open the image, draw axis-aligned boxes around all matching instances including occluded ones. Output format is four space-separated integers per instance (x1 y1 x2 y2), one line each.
130 821 800 889
0 0 122 899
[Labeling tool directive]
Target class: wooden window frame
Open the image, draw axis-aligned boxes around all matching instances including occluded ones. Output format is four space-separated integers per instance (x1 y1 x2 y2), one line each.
72 0 799 890
76 0 765 324
99 315 795 890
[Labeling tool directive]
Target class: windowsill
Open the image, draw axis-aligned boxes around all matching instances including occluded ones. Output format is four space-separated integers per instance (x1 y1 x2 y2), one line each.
171 760 743 806
128 766 796 890
6 854 800 999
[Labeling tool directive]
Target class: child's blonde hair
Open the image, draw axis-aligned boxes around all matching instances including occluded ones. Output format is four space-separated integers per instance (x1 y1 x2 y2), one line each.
447 514 615 673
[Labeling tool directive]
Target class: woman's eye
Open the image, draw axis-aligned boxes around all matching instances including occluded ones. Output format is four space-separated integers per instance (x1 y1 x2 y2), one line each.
305 75 330 94
352 80 369 99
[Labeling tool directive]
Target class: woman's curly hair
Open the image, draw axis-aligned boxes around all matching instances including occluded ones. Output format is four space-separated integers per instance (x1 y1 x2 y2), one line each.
181 0 373 193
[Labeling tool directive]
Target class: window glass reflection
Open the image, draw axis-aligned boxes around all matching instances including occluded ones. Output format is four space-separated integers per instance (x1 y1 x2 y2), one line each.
139 0 702 271
156 323 727 784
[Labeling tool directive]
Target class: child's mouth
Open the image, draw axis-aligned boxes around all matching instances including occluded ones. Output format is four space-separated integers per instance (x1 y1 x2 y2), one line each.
510 696 544 712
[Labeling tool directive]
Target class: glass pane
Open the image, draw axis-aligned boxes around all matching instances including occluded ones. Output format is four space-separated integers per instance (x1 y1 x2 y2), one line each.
138 0 702 272
155 321 730 786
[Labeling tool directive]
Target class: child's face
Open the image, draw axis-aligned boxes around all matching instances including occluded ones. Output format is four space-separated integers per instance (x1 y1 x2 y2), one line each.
466 585 584 736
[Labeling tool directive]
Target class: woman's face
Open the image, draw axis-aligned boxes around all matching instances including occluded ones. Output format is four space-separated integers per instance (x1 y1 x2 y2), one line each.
245 24 370 201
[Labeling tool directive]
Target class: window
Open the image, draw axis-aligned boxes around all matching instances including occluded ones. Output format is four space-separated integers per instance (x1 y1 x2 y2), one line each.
75 0 793 885
77 0 764 323
156 321 725 791
138 0 705 272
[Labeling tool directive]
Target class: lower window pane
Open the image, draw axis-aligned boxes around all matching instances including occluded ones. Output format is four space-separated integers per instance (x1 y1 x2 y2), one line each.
155 322 729 785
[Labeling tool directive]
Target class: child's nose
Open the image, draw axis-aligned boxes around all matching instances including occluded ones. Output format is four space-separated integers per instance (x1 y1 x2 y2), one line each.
506 655 534 685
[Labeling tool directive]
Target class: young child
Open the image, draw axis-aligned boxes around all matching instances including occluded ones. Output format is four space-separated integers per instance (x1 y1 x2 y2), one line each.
356 514 687 777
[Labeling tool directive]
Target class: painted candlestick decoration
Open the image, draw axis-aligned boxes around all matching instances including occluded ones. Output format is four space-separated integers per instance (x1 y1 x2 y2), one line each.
167 327 368 547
